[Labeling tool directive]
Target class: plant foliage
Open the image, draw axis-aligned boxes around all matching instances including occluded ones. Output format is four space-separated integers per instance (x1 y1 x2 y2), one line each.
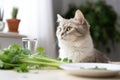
0 44 67 72
12 7 18 18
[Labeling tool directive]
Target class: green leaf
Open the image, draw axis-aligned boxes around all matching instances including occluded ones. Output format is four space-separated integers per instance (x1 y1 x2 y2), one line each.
63 58 68 62
9 44 20 51
57 57 62 61
37 47 44 53
35 47 46 57
69 59 72 63
15 63 28 72
0 60 3 68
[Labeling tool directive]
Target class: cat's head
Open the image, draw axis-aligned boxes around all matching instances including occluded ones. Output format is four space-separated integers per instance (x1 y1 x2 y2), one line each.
56 10 90 42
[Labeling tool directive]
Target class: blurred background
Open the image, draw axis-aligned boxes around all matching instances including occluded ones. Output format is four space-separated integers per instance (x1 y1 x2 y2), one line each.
0 0 120 61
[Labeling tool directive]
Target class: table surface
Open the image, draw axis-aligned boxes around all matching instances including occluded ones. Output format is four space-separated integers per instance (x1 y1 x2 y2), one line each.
0 62 120 80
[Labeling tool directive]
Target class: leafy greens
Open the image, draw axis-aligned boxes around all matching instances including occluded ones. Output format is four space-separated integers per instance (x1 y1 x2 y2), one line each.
0 44 66 72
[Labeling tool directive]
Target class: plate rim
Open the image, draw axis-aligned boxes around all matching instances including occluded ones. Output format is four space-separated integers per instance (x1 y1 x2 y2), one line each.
60 63 120 77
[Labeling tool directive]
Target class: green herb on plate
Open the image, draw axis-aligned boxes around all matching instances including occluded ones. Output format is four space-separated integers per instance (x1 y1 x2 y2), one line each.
80 66 107 70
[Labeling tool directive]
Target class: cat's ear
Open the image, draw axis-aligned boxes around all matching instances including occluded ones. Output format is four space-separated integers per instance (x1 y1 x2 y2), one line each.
57 14 64 22
74 10 86 24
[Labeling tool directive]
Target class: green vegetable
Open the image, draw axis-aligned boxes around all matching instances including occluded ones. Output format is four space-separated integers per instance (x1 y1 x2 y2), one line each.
57 57 72 63
0 44 66 72
80 66 107 70
12 7 18 18
91 66 107 70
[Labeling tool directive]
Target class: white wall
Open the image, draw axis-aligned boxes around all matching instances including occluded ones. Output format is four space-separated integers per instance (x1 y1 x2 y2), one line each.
36 0 56 58
1 0 56 58
2 0 38 38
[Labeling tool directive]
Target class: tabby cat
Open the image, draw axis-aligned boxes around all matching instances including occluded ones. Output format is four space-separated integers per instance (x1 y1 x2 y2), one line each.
56 10 109 63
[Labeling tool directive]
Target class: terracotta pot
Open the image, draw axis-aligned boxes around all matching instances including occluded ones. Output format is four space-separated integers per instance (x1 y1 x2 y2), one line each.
7 18 20 33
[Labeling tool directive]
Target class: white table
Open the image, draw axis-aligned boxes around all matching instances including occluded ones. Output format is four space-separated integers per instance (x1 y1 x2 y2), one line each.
0 70 120 80
0 62 120 80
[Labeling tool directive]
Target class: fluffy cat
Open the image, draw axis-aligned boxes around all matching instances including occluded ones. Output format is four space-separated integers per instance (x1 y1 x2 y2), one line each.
56 10 109 63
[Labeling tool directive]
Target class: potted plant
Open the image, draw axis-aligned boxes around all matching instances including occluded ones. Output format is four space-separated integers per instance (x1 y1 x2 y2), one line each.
7 7 20 33
0 8 5 31
64 0 120 53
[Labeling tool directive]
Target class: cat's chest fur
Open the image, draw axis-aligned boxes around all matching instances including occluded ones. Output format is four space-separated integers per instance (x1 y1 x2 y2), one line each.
58 35 94 62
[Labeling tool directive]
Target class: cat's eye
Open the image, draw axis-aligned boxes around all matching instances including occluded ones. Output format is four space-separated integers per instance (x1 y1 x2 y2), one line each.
66 26 72 31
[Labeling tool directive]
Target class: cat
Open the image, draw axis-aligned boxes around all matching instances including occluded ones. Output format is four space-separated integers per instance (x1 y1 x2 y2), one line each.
56 10 109 63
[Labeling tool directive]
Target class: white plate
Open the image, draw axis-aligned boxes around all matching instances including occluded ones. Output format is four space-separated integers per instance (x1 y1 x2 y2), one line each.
60 63 120 77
